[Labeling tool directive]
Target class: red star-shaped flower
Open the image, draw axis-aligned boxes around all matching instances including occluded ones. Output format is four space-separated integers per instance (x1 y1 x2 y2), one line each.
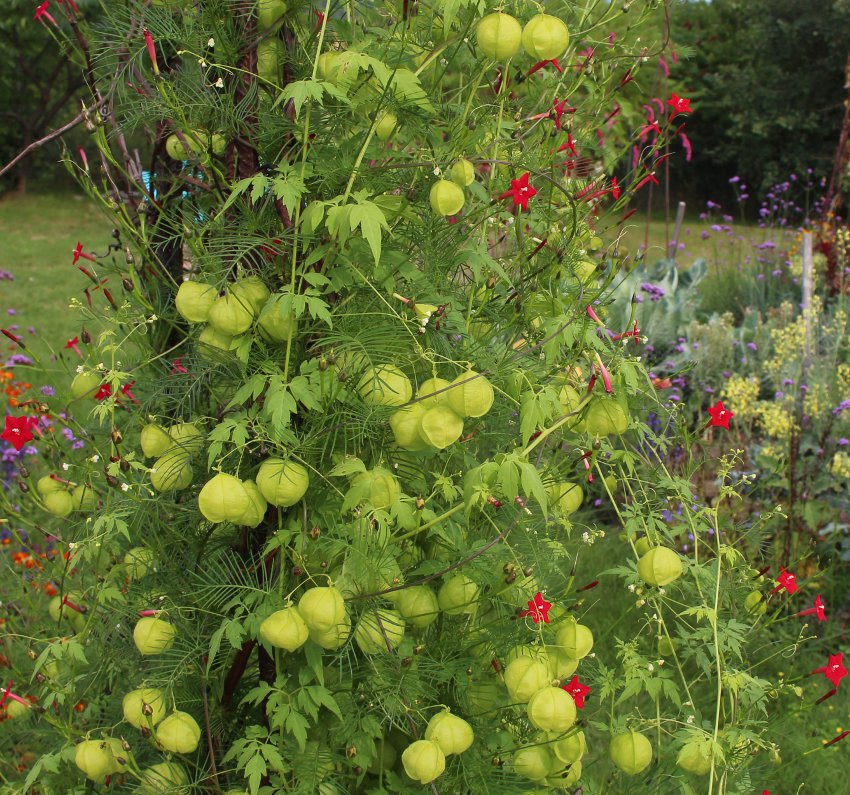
519 592 552 624
707 400 734 429
797 594 826 622
813 653 848 689
498 172 537 212
771 567 798 595
667 93 692 115
551 98 574 130
611 176 621 200
1 416 34 451
64 337 82 358
94 383 112 401
562 675 591 709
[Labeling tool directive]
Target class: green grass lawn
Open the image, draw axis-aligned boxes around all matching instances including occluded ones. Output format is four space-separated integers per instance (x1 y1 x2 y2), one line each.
0 192 113 356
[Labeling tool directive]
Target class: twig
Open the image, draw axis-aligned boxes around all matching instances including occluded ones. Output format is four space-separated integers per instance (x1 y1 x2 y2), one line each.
200 677 220 787
0 103 101 180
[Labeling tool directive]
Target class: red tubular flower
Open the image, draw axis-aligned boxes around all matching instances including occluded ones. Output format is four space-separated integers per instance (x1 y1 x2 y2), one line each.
498 173 537 212
825 730 850 747
796 594 826 622
519 592 552 624
169 357 188 375
555 133 578 156
811 653 848 689
64 337 82 358
562 675 590 709
634 169 660 192
58 0 80 13
667 93 692 116
611 177 621 200
71 242 96 265
94 384 112 401
120 381 139 404
1 416 34 451
771 567 798 595
34 1 57 26
527 58 562 76
143 29 159 76
1 329 25 348
707 400 734 429
551 98 575 130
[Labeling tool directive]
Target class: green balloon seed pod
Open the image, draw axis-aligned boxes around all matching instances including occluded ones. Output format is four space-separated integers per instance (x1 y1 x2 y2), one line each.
239 479 268 528
419 405 464 449
256 458 310 507
155 711 202 754
140 423 173 458
503 657 552 703
402 739 446 784
351 467 401 510
207 293 255 336
308 611 352 650
231 275 270 314
527 687 577 733
446 370 494 418
557 384 586 432
389 403 429 450
513 745 556 782
450 159 475 187
394 585 440 628
197 324 235 357
676 738 714 776
149 449 193 492
133 617 176 655
425 711 474 755
546 646 579 680
257 38 284 82
70 371 102 401
554 620 594 660
43 490 73 517
476 12 523 60
374 110 398 141
298 586 346 633
547 482 583 516
637 546 683 587
354 609 405 654
257 0 289 30
256 295 297 343
36 475 63 496
74 739 119 782
744 590 766 616
358 364 413 406
609 730 653 775
584 398 630 436
551 729 586 765
429 179 465 216
123 687 166 728
416 377 452 408
259 607 309 651
521 14 570 61
198 473 251 524
167 422 204 454
137 762 190 794
175 281 217 323
437 574 479 615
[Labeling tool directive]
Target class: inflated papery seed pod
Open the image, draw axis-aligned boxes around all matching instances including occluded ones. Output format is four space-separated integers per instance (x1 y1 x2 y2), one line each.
155 711 202 754
554 620 594 660
521 14 570 61
123 687 166 728
503 657 551 703
609 730 653 775
133 617 176 655
429 180 465 216
513 744 556 782
476 12 522 60
297 586 346 633
637 547 683 586
259 607 309 651
402 739 446 784
424 710 474 755
527 687 577 733
198 473 251 523
354 609 405 654
446 370 494 418
175 281 217 323
256 458 309 507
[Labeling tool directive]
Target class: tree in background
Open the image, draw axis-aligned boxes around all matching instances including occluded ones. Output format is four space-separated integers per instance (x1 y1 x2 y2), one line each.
672 0 850 206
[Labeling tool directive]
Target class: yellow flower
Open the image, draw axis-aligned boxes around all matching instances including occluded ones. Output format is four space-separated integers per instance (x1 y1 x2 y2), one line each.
722 375 761 422
830 452 850 479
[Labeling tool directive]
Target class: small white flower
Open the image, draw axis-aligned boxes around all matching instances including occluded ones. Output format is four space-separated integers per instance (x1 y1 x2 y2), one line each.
76 365 84 374
628 583 636 592
207 37 215 48
90 454 100 463
658 588 666 596
61 463 69 471
432 166 442 177
120 483 129 492
149 468 157 475
214 77 224 89
636 598 646 607
198 58 207 68
96 362 104 370
148 314 157 323
647 663 655 672
687 715 695 725
657 659 665 667
68 542 76 550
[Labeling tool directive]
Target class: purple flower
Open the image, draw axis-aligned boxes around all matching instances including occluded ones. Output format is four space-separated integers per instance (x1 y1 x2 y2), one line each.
772 269 782 277
0 270 13 281
758 241 776 250
838 438 850 447
774 391 784 400
729 176 740 184
746 342 758 351
72 439 85 450
7 309 16 316
833 399 850 415
40 385 55 396
701 231 710 240
639 282 665 302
